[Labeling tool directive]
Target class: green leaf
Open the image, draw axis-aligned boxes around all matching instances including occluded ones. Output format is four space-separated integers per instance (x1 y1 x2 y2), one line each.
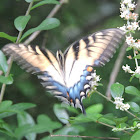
15 114 62 139
133 54 140 59
126 47 132 51
128 102 140 112
17 111 36 140
131 130 140 140
125 86 140 97
0 75 13 85
0 50 8 74
0 100 12 112
86 104 103 114
25 0 33 3
20 18 60 41
31 0 60 10
14 15 31 31
114 117 128 126
53 104 69 124
111 83 124 98
135 74 140 78
36 114 62 133
0 103 36 119
0 32 17 42
0 119 15 137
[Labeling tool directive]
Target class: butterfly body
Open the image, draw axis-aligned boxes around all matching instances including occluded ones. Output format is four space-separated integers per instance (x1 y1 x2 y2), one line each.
2 28 125 113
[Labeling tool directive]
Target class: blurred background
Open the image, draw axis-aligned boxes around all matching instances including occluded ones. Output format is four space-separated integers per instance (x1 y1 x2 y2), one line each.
0 0 139 139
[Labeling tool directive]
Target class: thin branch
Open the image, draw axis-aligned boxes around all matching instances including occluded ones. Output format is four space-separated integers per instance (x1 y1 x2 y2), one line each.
50 134 120 140
24 0 66 45
106 42 128 98
96 121 132 136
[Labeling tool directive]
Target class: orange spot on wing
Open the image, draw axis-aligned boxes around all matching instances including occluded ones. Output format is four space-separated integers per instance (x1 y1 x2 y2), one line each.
87 66 93 72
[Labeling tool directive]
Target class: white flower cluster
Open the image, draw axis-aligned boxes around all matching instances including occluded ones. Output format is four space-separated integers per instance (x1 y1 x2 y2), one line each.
114 97 130 111
89 71 101 91
122 64 140 75
120 0 140 49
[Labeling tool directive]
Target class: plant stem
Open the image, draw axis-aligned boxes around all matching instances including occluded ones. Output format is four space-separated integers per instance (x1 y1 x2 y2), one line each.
50 134 120 140
0 1 34 103
95 90 140 121
96 121 132 136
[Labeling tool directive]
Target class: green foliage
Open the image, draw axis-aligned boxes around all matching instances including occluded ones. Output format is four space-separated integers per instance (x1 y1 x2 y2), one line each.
125 86 140 97
0 32 17 42
131 130 140 140
0 101 36 119
25 0 33 3
111 83 124 98
20 18 60 41
0 75 13 85
14 15 31 31
0 0 140 139
31 0 60 10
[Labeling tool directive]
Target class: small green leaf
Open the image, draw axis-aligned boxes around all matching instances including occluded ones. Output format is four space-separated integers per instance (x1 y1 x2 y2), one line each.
0 32 17 42
31 0 60 10
128 102 140 112
135 74 140 78
126 47 132 51
114 117 128 126
14 15 31 31
0 100 12 112
36 114 62 133
133 54 140 59
17 111 36 140
25 0 33 3
0 75 13 85
0 119 15 137
20 18 60 41
131 130 140 140
0 103 36 119
125 86 140 97
53 104 69 124
0 50 8 74
111 83 124 98
86 104 103 114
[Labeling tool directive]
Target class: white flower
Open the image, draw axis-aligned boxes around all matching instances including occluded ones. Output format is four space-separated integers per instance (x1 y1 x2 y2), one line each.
126 36 135 46
123 0 132 4
122 64 134 73
114 97 130 111
136 123 140 129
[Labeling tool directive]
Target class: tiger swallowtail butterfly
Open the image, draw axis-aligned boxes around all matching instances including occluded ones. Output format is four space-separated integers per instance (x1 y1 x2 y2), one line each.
2 28 125 114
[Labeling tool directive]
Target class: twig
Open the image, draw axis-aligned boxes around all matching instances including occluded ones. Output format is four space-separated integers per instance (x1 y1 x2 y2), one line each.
106 0 140 98
50 134 120 139
24 0 66 45
0 1 34 103
105 43 128 98
96 121 132 136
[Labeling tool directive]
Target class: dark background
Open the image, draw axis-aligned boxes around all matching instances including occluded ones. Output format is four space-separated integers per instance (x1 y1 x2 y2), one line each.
0 0 139 139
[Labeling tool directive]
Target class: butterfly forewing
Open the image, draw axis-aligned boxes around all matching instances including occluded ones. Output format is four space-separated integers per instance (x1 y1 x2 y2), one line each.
64 28 125 88
2 44 65 88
